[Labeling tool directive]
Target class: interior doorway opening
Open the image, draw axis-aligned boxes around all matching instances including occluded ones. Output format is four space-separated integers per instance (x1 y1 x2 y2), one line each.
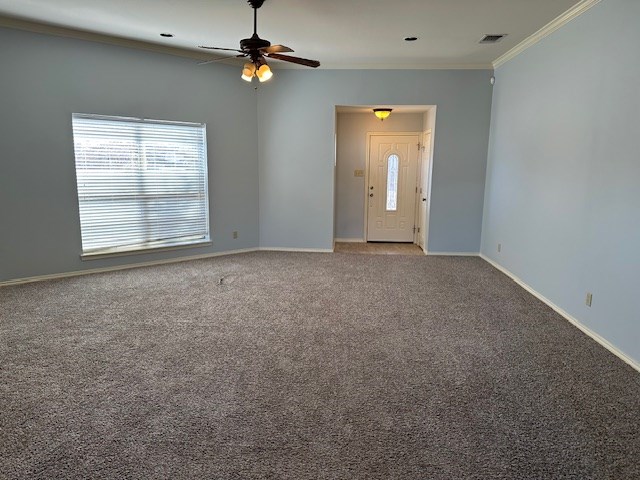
333 105 436 254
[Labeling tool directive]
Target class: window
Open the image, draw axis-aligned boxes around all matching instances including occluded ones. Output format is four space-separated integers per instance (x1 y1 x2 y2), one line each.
72 114 210 257
386 154 399 211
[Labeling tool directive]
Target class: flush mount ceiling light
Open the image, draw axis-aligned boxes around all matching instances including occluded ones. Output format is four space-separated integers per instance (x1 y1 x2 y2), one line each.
373 108 393 121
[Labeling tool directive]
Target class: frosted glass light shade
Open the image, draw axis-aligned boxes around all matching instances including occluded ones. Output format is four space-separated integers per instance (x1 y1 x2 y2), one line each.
373 108 392 121
241 62 256 82
256 64 273 82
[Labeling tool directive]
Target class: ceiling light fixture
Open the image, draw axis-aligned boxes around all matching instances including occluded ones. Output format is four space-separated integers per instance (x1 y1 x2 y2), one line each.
373 108 392 121
241 62 256 82
256 64 273 82
241 61 273 83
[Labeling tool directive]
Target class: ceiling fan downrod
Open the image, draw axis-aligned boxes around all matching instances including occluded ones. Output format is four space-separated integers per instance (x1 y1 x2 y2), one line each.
247 0 265 36
253 6 258 35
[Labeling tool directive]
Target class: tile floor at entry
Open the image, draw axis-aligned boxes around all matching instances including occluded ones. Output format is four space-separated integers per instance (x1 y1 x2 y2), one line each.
334 242 424 256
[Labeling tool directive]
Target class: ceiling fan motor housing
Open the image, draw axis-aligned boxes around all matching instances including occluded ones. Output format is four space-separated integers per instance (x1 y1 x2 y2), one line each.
247 0 266 9
240 34 271 53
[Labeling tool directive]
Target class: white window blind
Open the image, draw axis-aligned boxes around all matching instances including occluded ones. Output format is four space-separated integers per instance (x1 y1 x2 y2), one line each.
72 114 210 257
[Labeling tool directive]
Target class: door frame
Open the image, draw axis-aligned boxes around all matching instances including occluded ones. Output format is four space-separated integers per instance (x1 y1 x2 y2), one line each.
363 132 422 242
414 129 434 253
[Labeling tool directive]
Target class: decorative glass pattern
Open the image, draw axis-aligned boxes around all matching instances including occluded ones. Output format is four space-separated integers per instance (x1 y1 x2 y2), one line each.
386 154 399 211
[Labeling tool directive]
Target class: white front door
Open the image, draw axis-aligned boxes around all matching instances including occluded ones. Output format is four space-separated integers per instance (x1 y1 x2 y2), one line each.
367 134 419 242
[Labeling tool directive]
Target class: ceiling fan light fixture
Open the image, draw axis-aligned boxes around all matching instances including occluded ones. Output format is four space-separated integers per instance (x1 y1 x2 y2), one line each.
242 62 257 81
198 0 319 82
373 108 392 121
256 63 273 82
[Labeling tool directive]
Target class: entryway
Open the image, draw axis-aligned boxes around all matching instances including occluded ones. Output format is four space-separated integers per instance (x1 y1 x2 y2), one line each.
333 105 436 253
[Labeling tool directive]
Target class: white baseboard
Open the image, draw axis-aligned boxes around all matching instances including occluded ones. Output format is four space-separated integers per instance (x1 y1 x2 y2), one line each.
0 247 340 286
0 248 259 287
259 247 334 253
334 238 365 243
480 254 639 373
427 252 480 257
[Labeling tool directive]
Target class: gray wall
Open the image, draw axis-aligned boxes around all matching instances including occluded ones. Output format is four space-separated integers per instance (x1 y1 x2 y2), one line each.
257 69 493 252
481 0 640 363
0 27 259 282
335 112 425 240
0 29 493 281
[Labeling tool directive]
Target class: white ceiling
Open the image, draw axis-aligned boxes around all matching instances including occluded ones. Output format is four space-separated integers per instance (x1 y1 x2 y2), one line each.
0 0 581 69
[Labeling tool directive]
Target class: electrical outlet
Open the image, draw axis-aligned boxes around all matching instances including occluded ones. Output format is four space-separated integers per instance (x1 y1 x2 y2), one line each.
585 292 593 307
497 243 501 253
232 231 238 239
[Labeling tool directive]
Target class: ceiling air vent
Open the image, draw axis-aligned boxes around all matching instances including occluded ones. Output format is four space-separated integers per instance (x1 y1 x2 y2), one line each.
479 34 507 44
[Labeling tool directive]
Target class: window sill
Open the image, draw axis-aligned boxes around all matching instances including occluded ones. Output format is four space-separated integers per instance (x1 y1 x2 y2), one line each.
80 240 212 261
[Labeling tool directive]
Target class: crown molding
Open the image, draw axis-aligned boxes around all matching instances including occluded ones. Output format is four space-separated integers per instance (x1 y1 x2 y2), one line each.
4 3 600 74
315 62 493 70
0 15 493 71
0 15 235 64
492 0 601 69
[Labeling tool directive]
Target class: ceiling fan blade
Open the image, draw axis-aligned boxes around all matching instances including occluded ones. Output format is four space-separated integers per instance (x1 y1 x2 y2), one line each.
266 53 320 68
198 54 246 66
260 44 294 54
198 46 244 53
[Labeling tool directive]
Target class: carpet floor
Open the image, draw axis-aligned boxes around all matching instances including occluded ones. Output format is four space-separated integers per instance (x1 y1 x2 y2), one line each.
1 252 639 479
334 242 424 255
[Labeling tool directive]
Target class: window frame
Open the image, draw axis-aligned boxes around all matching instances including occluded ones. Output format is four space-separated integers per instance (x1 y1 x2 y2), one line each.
72 113 211 259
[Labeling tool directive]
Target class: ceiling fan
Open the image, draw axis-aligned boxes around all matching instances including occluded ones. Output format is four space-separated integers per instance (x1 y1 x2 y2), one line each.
198 0 320 82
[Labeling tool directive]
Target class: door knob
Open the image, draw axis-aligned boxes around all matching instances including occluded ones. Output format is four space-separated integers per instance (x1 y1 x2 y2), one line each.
422 198 426 202
370 193 374 197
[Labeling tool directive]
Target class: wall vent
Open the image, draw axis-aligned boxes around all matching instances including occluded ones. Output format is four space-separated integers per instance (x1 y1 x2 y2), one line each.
479 34 507 44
